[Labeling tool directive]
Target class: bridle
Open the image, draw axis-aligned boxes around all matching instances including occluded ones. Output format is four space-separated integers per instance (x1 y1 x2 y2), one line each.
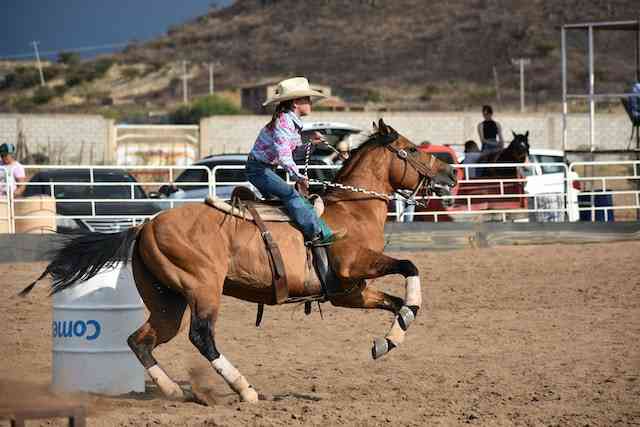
382 131 444 206
304 129 446 206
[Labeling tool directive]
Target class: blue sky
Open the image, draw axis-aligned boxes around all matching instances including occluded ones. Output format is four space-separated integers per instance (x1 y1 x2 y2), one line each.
0 0 232 60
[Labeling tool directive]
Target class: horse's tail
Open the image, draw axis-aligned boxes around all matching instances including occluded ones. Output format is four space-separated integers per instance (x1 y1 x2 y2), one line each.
18 226 141 297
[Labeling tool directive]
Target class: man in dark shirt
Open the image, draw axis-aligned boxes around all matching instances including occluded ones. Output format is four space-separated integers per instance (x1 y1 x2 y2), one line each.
477 105 504 153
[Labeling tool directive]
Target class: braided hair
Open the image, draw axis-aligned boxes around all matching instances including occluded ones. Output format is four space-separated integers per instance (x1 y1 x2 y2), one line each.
266 100 295 130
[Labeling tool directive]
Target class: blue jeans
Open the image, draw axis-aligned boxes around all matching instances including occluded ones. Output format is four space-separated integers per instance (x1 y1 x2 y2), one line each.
245 158 324 240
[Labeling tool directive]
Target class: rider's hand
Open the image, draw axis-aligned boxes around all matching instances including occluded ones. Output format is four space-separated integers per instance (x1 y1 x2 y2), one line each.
296 177 310 195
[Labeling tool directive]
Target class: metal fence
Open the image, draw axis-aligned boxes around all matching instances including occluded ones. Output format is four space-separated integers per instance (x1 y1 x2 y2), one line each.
1 161 638 233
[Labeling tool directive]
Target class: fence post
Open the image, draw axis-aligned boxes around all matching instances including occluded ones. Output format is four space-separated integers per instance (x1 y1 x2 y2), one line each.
105 119 117 165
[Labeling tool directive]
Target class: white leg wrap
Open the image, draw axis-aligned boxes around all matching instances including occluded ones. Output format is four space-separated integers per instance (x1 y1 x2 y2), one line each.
148 365 184 399
385 318 406 346
406 276 422 308
212 355 258 403
212 355 241 384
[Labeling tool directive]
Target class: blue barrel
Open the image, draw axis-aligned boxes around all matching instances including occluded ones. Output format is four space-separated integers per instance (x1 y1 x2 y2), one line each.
52 263 145 395
578 191 615 222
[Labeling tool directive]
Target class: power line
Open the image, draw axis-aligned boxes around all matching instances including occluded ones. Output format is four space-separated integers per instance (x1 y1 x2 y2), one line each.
0 42 131 60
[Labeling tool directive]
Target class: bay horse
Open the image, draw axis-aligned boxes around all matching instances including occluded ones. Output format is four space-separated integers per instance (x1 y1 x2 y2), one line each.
478 131 530 178
21 119 456 403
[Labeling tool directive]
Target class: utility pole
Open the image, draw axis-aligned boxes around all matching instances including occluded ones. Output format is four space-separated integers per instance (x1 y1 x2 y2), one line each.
511 58 531 112
31 41 45 86
181 60 189 104
209 63 214 95
493 65 501 106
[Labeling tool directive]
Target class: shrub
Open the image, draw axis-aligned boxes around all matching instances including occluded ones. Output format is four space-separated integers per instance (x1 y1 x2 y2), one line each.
2 66 41 90
121 67 142 80
53 84 67 96
12 96 36 112
93 58 115 77
32 86 55 104
169 94 242 124
58 51 81 66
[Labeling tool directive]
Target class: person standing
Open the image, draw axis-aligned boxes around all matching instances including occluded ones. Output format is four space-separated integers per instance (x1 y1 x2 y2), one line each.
477 105 505 153
0 143 26 197
246 77 343 246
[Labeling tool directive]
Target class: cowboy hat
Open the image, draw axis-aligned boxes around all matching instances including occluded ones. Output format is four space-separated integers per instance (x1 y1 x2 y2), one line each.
262 77 327 106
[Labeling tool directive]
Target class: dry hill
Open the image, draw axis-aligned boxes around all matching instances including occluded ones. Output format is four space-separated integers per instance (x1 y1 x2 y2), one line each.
1 0 638 115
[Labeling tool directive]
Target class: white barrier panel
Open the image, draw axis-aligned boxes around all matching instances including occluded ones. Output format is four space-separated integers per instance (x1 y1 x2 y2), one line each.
569 161 640 222
1 161 638 229
0 167 12 233
52 262 145 395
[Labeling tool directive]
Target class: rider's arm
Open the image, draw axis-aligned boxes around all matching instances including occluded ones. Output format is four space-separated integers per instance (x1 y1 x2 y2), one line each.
477 122 485 144
272 120 305 182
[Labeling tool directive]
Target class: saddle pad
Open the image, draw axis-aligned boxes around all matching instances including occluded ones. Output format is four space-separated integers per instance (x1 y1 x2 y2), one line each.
205 196 324 222
205 197 290 222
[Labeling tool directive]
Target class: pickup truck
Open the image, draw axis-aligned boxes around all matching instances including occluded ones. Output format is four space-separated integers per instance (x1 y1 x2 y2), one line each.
410 144 527 222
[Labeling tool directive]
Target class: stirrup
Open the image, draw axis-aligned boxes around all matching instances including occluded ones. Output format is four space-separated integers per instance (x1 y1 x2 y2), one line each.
306 229 347 247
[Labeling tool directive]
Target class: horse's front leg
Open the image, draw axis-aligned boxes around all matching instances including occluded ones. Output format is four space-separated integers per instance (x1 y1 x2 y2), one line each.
332 248 422 359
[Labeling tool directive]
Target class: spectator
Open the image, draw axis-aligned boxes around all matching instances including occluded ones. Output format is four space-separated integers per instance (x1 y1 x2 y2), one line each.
329 140 351 165
630 81 640 120
462 140 482 179
0 143 26 197
477 105 505 153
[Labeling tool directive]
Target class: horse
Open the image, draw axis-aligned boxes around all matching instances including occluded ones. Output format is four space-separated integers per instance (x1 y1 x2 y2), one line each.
477 131 530 178
20 119 457 403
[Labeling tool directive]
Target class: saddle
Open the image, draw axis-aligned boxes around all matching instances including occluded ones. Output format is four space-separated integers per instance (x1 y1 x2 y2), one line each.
205 187 341 325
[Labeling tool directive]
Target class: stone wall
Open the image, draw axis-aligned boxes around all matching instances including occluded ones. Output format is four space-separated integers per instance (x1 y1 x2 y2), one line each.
201 112 633 155
0 114 114 164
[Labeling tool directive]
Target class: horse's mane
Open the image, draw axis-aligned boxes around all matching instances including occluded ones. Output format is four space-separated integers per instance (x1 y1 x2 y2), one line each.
334 130 395 182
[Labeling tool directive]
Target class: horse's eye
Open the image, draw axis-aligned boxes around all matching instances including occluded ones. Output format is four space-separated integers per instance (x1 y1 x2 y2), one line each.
409 147 418 153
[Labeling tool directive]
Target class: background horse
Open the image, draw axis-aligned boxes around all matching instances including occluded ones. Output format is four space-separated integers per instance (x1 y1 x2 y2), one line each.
20 119 456 403
478 131 530 178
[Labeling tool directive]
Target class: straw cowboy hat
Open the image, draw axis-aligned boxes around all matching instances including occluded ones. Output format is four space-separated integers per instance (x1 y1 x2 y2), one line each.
262 77 327 106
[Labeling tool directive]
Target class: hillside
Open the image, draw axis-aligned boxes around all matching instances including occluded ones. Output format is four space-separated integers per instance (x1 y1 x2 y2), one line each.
1 0 638 117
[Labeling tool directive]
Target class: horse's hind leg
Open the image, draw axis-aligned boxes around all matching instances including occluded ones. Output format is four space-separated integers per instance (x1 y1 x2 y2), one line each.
127 245 188 399
186 276 259 403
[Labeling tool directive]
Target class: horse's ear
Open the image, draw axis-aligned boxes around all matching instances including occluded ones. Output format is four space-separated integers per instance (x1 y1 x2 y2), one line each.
512 130 517 138
378 118 388 134
372 121 378 131
525 131 529 138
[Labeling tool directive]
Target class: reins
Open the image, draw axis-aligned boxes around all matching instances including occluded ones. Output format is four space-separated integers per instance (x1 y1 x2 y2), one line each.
301 133 438 207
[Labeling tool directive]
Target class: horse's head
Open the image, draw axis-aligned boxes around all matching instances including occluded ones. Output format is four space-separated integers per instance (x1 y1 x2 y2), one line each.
372 119 457 202
509 130 530 162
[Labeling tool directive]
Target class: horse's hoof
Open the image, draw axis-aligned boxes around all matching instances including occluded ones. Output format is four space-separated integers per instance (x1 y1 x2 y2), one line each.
372 337 390 360
240 387 259 403
397 305 415 331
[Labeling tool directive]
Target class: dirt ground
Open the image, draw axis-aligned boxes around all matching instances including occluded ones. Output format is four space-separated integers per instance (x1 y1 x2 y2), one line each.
0 241 639 426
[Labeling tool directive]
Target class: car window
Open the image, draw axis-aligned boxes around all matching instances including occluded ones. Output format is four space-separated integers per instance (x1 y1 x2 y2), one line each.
94 171 146 199
302 129 360 156
210 162 247 184
176 168 207 183
532 155 566 174
174 168 208 191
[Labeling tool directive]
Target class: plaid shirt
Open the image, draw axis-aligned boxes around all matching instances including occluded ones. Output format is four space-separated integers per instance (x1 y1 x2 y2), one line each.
250 111 305 181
